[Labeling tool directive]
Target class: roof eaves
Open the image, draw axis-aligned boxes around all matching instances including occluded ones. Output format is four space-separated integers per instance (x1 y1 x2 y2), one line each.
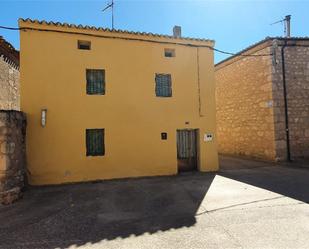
19 18 215 43
215 36 309 67
215 37 273 67
0 36 19 68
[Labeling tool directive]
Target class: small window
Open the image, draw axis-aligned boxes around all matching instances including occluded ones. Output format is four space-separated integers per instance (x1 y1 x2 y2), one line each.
86 129 105 156
78 40 91 50
86 69 105 95
164 48 175 57
155 74 172 97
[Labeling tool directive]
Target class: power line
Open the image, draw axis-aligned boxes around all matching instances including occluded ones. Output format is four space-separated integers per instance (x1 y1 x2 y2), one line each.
0 26 21 30
0 25 272 57
212 47 270 57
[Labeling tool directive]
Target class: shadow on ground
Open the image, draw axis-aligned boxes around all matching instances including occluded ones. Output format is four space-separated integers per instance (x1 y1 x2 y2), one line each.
1 156 309 249
0 173 215 249
219 155 309 204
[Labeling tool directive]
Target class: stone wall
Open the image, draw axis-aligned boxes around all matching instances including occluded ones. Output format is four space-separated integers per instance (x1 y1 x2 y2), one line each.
216 38 309 162
0 55 20 110
0 111 26 205
215 45 277 161
272 39 309 160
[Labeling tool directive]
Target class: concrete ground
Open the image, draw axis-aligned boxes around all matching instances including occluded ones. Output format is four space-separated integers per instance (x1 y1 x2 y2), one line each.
0 156 309 249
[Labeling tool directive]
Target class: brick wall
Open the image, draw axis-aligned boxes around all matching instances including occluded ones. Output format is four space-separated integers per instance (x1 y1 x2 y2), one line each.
0 56 20 110
272 40 309 160
0 111 26 205
215 45 277 161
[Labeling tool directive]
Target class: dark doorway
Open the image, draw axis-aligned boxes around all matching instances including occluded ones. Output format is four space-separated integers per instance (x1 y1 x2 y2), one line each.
177 129 198 172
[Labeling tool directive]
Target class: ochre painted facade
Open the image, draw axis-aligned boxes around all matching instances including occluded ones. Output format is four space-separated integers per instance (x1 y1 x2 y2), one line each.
19 19 218 185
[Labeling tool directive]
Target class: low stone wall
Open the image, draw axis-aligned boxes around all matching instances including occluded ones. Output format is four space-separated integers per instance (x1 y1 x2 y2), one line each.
0 110 26 205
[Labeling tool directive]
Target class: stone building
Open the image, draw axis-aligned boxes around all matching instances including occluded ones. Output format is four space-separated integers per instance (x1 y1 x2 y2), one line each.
0 37 26 204
0 36 20 110
215 37 309 162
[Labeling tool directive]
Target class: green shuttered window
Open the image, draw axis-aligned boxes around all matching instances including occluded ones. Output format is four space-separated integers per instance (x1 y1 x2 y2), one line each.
86 129 105 156
86 69 105 95
155 74 172 97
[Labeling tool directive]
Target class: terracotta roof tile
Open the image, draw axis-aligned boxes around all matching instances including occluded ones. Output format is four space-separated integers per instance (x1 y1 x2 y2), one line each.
19 18 214 43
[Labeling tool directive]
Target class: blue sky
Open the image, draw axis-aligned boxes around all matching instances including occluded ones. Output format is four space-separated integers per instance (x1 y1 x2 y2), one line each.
1 0 309 62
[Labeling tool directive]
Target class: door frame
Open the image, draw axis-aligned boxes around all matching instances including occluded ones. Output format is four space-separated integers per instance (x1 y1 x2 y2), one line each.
176 128 200 173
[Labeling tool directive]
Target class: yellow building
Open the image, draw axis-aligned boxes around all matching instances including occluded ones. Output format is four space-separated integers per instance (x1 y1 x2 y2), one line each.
19 19 218 185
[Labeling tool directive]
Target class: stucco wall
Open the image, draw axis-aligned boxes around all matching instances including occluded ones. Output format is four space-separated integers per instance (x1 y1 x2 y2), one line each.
19 20 218 185
0 56 20 110
215 46 277 160
272 40 309 160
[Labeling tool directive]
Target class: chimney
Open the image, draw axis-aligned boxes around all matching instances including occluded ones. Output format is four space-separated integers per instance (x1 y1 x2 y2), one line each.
173 26 181 38
285 15 291 37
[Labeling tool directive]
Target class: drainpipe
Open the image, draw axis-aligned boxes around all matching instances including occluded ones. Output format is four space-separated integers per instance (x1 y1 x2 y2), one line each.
196 47 202 117
280 40 291 161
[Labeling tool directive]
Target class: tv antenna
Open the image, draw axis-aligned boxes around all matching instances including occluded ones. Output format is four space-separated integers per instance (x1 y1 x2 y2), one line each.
102 0 114 29
270 15 291 37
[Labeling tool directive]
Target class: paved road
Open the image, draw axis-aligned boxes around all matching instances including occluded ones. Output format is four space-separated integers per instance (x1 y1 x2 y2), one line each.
0 156 309 249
